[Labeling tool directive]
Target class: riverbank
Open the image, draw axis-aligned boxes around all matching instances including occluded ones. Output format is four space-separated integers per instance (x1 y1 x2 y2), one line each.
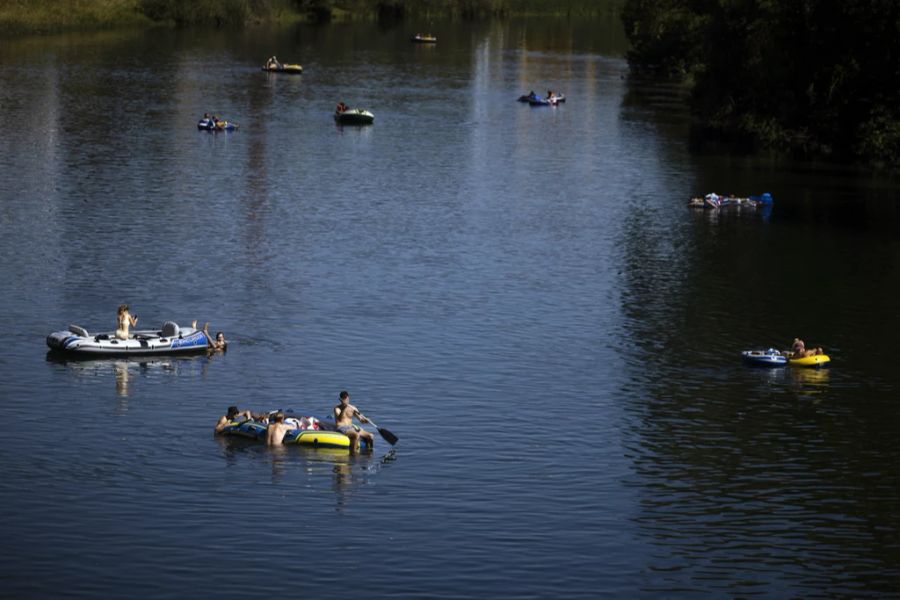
0 0 299 34
1 0 621 34
0 0 150 34
622 0 900 168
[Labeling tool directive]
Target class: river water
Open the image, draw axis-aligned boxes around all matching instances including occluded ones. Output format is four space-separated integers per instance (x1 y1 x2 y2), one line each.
1 16 900 598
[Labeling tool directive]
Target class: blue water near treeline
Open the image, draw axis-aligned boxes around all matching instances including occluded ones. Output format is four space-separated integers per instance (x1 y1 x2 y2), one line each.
1 16 900 598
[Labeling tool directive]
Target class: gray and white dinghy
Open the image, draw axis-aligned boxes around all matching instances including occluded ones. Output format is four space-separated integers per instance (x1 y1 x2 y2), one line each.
46 322 211 357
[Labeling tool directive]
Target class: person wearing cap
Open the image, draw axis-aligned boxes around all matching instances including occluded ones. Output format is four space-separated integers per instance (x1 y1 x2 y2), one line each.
333 390 374 453
215 406 252 433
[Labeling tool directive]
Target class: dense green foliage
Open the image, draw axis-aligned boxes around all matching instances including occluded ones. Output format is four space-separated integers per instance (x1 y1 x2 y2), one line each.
0 0 151 33
0 0 617 32
316 0 616 20
622 0 900 165
137 0 300 26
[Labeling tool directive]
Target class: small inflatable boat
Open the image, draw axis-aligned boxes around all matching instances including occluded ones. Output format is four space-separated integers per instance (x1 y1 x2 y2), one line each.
789 354 831 368
218 415 372 450
528 94 565 107
261 63 303 74
334 108 374 125
197 118 237 131
741 348 788 367
689 192 771 209
46 322 210 357
411 34 437 43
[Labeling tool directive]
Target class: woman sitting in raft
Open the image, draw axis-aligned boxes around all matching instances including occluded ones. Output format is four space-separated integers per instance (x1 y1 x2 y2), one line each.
790 338 824 358
115 304 138 340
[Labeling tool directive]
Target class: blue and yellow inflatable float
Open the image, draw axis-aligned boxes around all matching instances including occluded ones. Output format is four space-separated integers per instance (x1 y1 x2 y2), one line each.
218 416 372 450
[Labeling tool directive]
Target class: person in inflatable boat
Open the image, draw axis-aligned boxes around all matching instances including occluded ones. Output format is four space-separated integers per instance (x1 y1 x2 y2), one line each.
333 390 374 453
790 338 824 358
215 405 252 433
116 304 138 340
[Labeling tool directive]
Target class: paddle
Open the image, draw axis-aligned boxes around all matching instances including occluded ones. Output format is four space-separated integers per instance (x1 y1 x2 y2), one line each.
359 413 398 446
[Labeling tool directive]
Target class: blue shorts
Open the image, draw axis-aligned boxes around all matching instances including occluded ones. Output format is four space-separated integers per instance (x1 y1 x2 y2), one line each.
337 425 356 434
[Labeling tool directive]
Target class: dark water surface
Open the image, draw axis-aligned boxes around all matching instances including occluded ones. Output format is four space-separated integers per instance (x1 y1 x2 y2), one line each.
2 17 900 598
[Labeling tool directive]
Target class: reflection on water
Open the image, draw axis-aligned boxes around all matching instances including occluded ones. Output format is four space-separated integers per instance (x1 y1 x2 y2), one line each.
44 352 215 400
332 448 397 513
114 361 129 397
214 435 396 513
789 367 830 400
688 202 773 225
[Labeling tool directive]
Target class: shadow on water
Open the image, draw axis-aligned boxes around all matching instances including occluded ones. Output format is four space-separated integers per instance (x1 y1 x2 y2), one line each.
612 76 900 591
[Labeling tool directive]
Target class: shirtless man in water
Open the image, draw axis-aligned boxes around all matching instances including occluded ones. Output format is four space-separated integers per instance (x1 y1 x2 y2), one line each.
215 406 252 434
266 412 295 446
333 390 374 453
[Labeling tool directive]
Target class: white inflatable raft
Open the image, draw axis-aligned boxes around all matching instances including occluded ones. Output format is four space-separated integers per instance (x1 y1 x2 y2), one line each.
46 322 211 357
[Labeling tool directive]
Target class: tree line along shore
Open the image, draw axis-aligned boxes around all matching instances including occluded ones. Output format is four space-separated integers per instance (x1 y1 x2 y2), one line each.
622 0 900 168
7 0 898 168
0 0 618 34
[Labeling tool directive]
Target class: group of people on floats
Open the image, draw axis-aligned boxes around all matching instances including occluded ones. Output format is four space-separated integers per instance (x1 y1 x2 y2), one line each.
115 303 227 352
688 192 761 208
522 89 562 101
200 112 230 130
214 390 375 452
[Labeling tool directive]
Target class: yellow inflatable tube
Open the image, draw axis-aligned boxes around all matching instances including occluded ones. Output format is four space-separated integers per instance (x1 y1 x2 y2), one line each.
283 429 350 449
789 354 831 368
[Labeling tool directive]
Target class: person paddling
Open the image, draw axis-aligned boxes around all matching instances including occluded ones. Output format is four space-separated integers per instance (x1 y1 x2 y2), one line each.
333 390 374 453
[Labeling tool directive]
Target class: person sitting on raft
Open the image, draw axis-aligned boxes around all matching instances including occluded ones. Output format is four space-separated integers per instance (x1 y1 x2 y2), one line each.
790 338 824 358
116 304 138 340
215 406 253 433
333 390 374 453
335 101 348 114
